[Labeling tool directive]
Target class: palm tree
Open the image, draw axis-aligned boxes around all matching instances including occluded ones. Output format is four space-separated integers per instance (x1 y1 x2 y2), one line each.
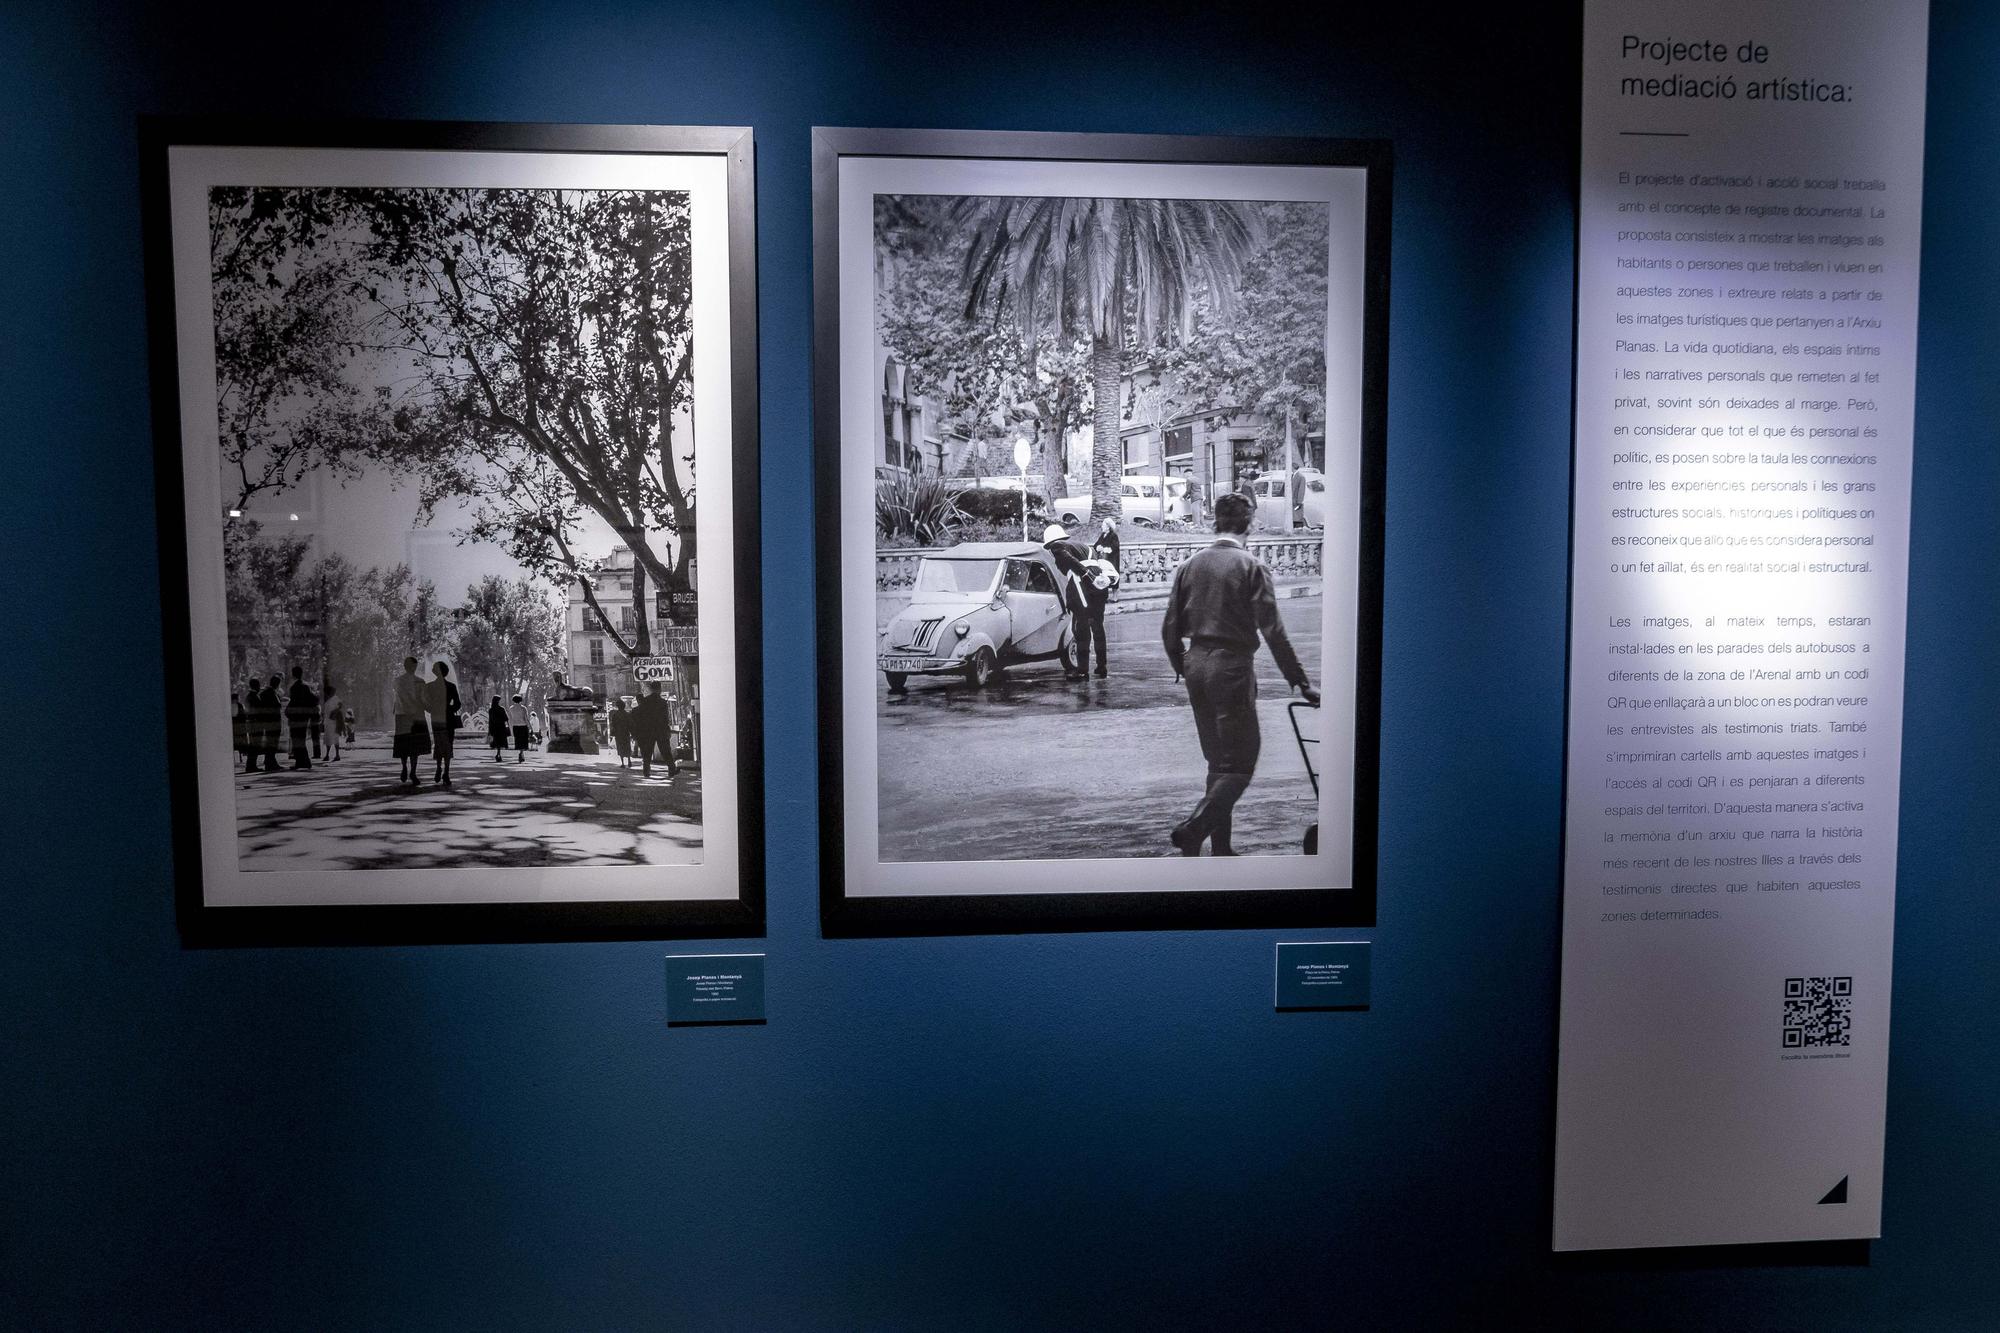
953 196 1262 524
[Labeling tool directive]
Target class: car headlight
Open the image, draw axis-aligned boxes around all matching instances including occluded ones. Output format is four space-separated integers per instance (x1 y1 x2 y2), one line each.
954 623 970 638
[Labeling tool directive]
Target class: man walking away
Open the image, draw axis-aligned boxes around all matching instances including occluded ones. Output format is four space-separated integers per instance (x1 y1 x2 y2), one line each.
258 674 284 772
284 667 315 771
231 690 249 770
631 682 676 779
1160 492 1318 856
241 677 262 772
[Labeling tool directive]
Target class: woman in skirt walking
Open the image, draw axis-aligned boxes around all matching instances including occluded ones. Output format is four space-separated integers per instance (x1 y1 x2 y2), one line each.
486 695 509 761
391 656 430 786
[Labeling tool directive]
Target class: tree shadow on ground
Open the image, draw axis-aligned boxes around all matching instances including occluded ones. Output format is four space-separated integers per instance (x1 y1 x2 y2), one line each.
233 741 703 871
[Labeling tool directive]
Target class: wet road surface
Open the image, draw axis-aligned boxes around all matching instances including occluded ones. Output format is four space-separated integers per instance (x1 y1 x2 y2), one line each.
877 597 1325 861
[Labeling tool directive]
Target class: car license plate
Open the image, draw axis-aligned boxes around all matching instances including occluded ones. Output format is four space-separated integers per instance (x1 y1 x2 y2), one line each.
880 655 943 671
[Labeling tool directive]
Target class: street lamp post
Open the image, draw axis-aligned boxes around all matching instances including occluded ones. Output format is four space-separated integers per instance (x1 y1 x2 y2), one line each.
1013 438 1032 542
1283 407 1297 532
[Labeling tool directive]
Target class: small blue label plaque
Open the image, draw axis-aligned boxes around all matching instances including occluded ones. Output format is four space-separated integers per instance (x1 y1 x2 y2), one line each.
665 954 766 1025
1274 941 1370 1010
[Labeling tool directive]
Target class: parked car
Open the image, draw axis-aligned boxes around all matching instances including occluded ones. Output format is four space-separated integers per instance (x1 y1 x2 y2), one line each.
1051 476 1191 527
878 541 1079 691
1249 468 1329 529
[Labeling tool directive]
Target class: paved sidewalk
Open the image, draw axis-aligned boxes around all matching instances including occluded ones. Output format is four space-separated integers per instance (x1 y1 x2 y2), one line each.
232 734 703 871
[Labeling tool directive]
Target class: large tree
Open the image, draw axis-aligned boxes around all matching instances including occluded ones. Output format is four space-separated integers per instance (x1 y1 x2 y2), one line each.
220 186 700 662
224 541 457 726
1163 202 1330 458
449 575 567 709
952 196 1262 522
875 196 1090 487
353 186 698 660
316 557 448 725
223 522 316 682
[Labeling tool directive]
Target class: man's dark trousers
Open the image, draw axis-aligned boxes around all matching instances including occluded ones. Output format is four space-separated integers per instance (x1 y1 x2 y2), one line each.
1179 641 1258 851
635 726 677 777
1076 601 1108 675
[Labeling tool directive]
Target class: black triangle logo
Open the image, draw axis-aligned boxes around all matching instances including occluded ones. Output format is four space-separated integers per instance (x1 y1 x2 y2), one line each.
1818 1177 1849 1205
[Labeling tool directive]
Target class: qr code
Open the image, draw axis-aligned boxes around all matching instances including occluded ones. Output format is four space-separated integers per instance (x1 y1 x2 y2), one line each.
1783 977 1853 1048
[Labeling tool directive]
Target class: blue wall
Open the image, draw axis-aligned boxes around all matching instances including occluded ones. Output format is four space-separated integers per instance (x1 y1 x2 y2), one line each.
3 2 1994 1326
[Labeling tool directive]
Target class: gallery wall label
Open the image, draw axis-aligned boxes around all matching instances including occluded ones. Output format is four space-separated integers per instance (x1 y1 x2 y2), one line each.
1554 0 1928 1251
1273 941 1370 1010
665 954 766 1025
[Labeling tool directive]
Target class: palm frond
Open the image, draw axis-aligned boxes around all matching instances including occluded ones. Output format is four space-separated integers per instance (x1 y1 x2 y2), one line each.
956 192 1263 354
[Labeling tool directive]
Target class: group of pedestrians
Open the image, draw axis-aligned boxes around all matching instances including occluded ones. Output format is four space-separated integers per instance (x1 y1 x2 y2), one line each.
606 682 681 779
389 657 466 788
234 653 695 799
484 695 536 763
233 669 349 772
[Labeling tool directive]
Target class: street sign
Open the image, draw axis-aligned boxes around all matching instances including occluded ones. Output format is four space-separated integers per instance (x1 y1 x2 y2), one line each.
633 656 675 684
653 626 699 657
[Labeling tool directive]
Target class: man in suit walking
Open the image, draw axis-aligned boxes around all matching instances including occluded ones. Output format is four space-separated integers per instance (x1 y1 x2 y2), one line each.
631 680 678 780
1160 492 1318 856
285 665 317 770
257 674 284 773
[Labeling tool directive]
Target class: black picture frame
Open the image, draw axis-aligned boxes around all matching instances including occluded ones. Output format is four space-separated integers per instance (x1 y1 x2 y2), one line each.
141 118 763 945
811 126 1389 936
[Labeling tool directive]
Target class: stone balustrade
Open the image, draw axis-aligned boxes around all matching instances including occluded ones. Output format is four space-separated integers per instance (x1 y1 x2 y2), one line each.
876 536 1323 592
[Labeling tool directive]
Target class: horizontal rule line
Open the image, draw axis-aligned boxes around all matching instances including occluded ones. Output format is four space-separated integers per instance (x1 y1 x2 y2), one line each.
1619 131 1692 137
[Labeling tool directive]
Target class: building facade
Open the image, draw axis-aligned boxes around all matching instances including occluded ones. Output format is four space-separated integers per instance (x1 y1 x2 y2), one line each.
566 544 702 760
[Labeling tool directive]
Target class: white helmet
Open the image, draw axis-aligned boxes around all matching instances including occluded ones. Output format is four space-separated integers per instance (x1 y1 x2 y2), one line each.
1041 524 1068 545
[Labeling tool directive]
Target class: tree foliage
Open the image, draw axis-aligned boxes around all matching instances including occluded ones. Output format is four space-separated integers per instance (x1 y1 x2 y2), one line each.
223 521 318 682
208 187 381 514
449 574 568 709
224 534 564 726
355 186 697 659
207 186 698 663
1161 202 1330 451
875 197 1090 485
950 196 1263 521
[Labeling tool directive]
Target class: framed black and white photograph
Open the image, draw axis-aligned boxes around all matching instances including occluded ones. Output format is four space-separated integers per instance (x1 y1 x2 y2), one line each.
813 128 1388 935
142 120 761 943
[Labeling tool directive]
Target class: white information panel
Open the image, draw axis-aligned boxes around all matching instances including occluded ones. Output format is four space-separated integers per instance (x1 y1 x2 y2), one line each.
1555 0 1928 1251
